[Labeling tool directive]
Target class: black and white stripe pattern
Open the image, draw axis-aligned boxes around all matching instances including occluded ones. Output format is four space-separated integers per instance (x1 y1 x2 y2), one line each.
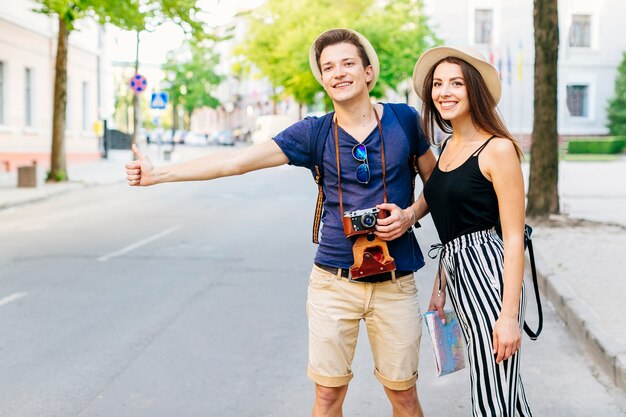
441 229 533 417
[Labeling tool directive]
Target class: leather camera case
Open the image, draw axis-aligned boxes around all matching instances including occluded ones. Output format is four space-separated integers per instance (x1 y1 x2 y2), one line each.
349 234 396 279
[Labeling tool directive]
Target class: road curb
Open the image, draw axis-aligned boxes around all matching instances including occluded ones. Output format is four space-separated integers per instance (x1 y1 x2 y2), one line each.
0 180 124 212
534 252 626 393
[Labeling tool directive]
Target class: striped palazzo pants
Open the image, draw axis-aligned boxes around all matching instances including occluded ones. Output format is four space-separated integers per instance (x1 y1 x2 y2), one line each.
440 229 533 417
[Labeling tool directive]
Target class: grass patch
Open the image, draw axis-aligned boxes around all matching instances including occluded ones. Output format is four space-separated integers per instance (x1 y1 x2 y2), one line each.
567 136 626 154
561 153 622 162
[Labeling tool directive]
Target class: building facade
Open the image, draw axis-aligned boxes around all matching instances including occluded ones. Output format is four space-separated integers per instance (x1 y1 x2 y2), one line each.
423 0 626 144
0 0 110 171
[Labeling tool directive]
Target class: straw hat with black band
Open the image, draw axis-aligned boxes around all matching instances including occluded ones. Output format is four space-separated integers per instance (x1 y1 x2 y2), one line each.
309 28 380 92
412 46 502 105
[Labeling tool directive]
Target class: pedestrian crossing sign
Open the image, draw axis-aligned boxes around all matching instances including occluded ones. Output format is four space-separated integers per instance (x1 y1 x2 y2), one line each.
150 92 169 109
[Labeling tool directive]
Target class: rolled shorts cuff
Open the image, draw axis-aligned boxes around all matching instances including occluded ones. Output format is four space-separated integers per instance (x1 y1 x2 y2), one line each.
307 366 353 387
374 368 418 391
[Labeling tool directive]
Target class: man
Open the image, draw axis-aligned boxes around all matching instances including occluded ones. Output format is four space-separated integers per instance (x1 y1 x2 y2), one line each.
126 28 435 417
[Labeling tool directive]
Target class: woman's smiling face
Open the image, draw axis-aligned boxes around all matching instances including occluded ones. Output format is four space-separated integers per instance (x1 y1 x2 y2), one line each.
431 61 470 122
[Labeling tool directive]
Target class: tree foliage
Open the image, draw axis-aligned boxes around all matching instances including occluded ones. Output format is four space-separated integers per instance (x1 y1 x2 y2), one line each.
34 0 145 31
237 0 438 107
162 40 222 128
607 52 626 136
33 0 209 181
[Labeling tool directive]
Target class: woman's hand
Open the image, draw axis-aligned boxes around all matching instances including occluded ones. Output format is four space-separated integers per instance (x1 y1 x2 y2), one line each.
428 292 446 324
126 144 155 186
374 203 415 241
492 315 522 364
428 271 446 323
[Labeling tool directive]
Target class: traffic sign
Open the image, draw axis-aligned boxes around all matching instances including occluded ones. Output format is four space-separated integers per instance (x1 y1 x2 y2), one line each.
130 74 147 94
150 92 169 109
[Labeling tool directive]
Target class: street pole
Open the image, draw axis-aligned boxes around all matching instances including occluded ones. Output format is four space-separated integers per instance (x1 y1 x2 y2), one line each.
131 31 141 149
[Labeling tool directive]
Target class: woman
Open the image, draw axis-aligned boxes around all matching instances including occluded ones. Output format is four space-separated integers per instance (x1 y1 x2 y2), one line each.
413 46 533 417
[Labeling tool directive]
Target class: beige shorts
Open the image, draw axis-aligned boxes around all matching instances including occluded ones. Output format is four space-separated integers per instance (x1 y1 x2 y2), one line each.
306 264 422 391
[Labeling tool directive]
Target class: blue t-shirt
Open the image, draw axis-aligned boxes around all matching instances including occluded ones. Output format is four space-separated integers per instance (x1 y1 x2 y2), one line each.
273 103 430 271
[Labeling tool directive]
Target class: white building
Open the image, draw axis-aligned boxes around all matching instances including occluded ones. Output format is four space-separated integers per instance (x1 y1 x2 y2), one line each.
423 0 626 144
0 0 110 171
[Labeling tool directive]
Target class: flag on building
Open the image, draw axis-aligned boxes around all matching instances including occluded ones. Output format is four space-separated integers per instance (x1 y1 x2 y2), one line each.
507 46 512 86
517 42 523 81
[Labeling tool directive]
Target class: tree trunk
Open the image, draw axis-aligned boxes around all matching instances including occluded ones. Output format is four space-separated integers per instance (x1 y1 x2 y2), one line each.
48 16 69 182
527 0 560 216
173 102 179 131
186 109 192 131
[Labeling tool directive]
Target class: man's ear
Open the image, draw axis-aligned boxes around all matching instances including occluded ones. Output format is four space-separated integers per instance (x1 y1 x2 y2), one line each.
365 65 374 85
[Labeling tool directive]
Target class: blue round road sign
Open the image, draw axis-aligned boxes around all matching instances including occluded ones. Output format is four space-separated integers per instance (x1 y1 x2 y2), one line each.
130 74 147 94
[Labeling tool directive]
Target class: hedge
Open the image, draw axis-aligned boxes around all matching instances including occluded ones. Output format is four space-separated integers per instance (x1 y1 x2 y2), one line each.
567 137 626 154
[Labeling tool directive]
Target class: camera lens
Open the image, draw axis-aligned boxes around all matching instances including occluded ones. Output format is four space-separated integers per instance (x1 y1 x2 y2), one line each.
360 213 377 228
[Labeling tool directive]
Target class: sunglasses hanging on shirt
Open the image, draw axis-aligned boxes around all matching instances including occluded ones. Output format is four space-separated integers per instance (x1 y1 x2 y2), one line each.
352 143 370 184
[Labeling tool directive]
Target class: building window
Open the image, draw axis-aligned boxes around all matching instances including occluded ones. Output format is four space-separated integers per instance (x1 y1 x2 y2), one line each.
475 9 493 44
82 81 89 131
0 61 4 124
566 85 588 117
569 14 591 47
25 68 33 127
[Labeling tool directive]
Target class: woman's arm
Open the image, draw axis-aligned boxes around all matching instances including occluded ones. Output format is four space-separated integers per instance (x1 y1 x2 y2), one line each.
482 138 526 364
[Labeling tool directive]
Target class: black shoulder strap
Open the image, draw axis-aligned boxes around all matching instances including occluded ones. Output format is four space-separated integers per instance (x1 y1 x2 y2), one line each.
495 223 543 340
522 225 543 340
309 113 334 244
471 135 497 156
439 135 452 155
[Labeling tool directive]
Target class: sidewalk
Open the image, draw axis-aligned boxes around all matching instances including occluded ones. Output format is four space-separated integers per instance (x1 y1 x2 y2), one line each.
524 157 626 394
0 146 222 210
1 147 625 393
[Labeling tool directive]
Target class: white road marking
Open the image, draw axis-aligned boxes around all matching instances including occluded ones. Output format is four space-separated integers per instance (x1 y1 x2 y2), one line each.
97 225 182 262
0 292 28 307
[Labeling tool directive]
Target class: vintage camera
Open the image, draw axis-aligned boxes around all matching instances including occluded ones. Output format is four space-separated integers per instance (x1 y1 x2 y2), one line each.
342 207 387 237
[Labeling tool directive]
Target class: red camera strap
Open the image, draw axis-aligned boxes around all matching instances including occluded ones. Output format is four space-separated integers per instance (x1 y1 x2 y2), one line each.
333 107 388 217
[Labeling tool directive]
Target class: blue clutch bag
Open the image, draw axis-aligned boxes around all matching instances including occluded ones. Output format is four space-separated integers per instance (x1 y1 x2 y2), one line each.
423 310 466 376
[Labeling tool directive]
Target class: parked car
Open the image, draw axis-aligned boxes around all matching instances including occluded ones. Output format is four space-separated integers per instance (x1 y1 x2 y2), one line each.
184 132 209 146
208 130 234 146
173 130 187 144
232 126 251 142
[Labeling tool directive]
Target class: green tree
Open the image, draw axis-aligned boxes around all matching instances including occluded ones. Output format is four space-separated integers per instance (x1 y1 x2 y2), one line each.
362 0 437 101
527 0 560 217
607 52 626 136
34 0 145 182
34 0 208 182
237 0 438 114
162 41 223 131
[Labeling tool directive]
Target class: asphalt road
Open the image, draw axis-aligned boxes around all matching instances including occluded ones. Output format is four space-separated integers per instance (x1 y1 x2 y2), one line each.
0 165 624 416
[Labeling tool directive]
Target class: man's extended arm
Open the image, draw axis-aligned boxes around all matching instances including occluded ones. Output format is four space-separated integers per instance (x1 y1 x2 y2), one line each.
126 140 289 187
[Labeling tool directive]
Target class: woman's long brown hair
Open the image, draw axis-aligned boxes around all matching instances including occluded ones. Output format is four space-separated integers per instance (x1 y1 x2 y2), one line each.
420 57 522 160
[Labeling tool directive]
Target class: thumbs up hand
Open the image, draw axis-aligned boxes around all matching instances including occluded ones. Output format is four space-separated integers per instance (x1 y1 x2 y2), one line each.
126 144 156 186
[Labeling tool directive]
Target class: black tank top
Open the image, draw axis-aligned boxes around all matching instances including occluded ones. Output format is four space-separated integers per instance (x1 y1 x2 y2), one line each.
423 137 499 244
